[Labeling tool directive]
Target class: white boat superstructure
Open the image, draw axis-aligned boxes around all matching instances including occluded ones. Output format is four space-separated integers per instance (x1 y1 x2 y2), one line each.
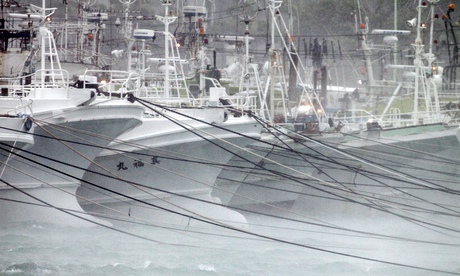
0 1 144 227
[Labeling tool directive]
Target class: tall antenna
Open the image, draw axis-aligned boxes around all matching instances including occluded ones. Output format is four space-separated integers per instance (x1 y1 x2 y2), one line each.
238 0 259 92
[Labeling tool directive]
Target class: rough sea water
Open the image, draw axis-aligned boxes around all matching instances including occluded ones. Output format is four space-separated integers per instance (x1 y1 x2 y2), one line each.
1 205 460 276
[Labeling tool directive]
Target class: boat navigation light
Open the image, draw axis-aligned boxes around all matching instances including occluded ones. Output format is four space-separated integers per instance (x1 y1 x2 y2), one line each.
298 104 311 114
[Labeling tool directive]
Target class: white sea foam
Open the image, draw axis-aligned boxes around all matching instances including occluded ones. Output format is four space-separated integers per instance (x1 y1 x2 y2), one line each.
0 214 459 275
198 264 216 272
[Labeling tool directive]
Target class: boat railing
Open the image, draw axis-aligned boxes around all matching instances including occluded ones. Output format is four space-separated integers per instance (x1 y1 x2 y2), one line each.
0 78 33 116
138 77 186 99
143 71 187 81
202 76 258 114
32 69 71 87
203 77 223 89
219 94 258 114
82 69 140 98
82 69 196 106
438 89 460 99
382 110 453 126
334 108 456 130
0 68 72 97
332 109 375 130
139 91 258 111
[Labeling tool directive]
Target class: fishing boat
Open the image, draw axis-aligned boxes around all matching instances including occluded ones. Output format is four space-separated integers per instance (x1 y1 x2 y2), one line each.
76 1 262 229
211 0 460 230
0 1 144 227
288 0 460 228
212 0 345 212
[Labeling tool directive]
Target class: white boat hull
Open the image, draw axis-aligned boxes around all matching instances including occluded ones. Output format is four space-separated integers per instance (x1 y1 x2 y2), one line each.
0 116 34 164
0 103 144 227
291 125 460 227
78 113 262 228
214 131 343 209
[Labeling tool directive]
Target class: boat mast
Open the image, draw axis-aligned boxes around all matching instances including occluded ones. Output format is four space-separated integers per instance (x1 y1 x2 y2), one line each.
269 0 278 121
76 0 88 63
393 0 397 81
63 0 68 61
413 0 424 125
426 0 439 70
119 0 136 71
411 0 441 123
40 0 46 83
442 3 458 89
157 0 177 98
39 0 57 86
239 0 258 94
287 0 299 105
357 15 375 101
427 0 440 116
181 0 207 96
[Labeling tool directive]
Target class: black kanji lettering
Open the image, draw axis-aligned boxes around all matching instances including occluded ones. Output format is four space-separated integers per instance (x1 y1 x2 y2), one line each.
117 162 128 171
